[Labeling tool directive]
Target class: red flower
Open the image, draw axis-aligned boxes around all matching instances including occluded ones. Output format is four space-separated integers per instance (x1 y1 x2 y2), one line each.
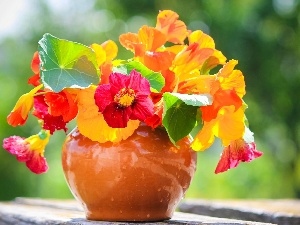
44 90 78 122
3 132 50 174
215 139 263 173
94 70 154 128
33 95 68 134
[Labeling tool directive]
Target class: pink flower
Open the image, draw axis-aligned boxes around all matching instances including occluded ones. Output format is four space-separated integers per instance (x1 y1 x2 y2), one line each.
3 131 50 174
94 70 154 128
215 139 263 174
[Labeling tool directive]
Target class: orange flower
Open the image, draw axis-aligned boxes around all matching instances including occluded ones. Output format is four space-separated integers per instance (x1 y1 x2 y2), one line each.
171 43 214 80
188 30 226 72
7 84 43 126
201 60 246 121
120 25 175 71
155 10 189 44
215 60 246 98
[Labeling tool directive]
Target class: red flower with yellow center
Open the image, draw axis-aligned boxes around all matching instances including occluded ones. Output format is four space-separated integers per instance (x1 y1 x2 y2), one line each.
94 70 154 128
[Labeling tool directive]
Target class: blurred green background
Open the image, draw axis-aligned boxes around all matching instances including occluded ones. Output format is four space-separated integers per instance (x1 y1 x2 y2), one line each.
1 0 299 200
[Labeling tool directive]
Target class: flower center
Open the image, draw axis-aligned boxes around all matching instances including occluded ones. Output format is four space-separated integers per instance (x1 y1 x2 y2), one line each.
114 88 136 107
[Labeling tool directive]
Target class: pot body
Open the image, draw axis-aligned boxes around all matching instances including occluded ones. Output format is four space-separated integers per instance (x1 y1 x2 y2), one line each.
62 124 197 221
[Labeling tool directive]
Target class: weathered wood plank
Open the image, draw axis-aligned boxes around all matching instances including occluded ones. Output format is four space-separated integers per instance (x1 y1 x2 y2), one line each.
179 199 300 225
0 198 275 225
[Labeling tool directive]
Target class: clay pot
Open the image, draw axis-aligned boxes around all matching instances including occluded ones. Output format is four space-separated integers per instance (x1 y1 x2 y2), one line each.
62 124 197 221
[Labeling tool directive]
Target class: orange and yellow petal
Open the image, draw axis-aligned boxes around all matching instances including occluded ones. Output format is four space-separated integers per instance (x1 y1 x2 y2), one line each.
138 25 167 52
156 10 188 44
101 40 118 61
188 30 226 72
213 106 245 146
7 84 43 126
119 32 144 56
218 60 246 98
91 43 107 67
172 43 214 77
178 75 216 94
192 105 245 151
191 121 216 151
188 30 216 49
201 89 243 122
143 50 175 72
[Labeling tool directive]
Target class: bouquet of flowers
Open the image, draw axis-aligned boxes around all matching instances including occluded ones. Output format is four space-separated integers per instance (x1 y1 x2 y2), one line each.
2 10 262 175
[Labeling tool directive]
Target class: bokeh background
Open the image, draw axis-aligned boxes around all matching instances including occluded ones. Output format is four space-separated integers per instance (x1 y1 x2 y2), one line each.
1 0 299 200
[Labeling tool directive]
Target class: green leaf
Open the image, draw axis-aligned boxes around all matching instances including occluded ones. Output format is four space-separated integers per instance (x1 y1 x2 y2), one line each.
38 33 99 92
168 93 213 106
113 61 165 92
162 92 198 144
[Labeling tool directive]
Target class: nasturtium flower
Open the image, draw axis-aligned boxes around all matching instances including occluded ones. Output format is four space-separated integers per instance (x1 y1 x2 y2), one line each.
171 43 214 79
201 89 243 122
44 89 78 122
188 30 226 71
33 95 68 134
94 70 154 128
2 130 50 174
215 60 246 98
77 86 140 143
192 105 245 151
7 84 43 126
215 139 263 173
119 25 175 72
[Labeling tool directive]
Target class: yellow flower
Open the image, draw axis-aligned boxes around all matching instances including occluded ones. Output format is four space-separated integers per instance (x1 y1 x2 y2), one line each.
192 105 245 151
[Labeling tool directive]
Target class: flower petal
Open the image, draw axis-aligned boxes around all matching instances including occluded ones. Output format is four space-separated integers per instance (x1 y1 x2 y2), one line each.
7 84 43 126
31 51 40 74
191 121 216 151
103 102 132 128
127 70 151 95
94 84 113 112
214 106 245 146
130 96 154 121
2 136 31 162
138 25 166 51
26 152 48 174
44 90 78 122
101 40 118 61
156 10 188 44
33 95 68 134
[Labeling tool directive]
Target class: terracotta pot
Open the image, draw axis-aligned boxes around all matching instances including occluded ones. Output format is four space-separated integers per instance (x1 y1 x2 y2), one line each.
62 124 197 221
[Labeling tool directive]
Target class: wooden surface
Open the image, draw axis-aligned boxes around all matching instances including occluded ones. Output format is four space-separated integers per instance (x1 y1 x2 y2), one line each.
0 198 276 225
179 199 300 225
